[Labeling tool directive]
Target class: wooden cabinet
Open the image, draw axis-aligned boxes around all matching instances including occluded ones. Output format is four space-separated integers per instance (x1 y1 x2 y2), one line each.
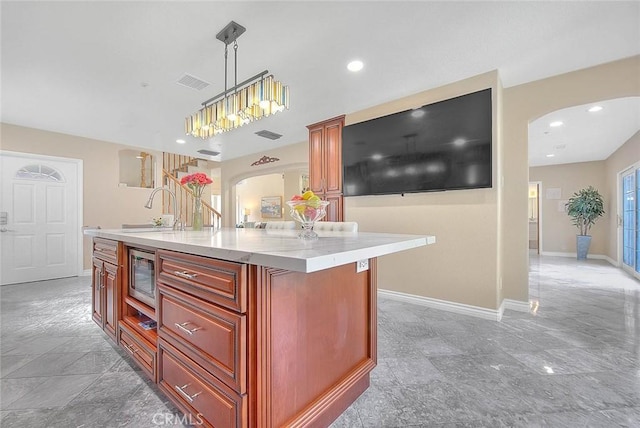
120 321 157 381
119 244 158 381
159 285 246 393
91 258 104 326
103 262 119 340
91 238 121 342
157 250 246 313
308 115 345 221
91 239 378 427
157 249 248 426
159 340 246 428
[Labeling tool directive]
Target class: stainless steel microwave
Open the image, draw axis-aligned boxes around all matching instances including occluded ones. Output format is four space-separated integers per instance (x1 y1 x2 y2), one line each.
128 249 156 308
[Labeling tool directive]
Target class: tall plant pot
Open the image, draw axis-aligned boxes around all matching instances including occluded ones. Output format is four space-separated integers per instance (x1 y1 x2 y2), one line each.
576 235 592 260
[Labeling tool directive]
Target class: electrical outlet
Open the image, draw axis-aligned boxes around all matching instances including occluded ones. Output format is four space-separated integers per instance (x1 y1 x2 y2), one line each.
356 259 369 273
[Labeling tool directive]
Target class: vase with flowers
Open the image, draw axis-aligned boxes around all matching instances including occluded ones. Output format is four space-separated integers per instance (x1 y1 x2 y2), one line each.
180 172 213 231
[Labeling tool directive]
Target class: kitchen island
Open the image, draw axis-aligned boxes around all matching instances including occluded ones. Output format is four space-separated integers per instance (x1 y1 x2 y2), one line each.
85 227 435 427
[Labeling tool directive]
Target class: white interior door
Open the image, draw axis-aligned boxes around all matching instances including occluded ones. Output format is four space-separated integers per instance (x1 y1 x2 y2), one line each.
0 152 81 285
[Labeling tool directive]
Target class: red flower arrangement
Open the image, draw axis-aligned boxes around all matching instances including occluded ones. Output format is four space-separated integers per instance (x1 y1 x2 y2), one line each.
180 172 213 198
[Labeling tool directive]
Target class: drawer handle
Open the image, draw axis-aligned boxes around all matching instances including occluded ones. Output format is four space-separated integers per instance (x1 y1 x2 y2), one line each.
174 270 198 280
175 383 202 403
175 322 201 335
125 344 138 354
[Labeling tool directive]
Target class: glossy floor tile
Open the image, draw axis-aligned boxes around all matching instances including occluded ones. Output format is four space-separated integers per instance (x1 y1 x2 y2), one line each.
1 255 638 427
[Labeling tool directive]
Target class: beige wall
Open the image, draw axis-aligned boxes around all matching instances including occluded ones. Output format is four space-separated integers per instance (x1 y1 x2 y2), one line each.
0 123 164 270
345 71 502 310
604 131 640 260
236 174 285 223
220 142 308 227
502 55 640 302
529 161 608 255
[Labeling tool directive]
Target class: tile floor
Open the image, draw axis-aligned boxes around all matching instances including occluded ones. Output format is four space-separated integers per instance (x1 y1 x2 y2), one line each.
1 256 639 427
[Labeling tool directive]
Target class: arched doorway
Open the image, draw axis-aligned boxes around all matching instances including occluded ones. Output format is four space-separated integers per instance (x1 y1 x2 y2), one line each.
528 97 639 262
226 164 308 227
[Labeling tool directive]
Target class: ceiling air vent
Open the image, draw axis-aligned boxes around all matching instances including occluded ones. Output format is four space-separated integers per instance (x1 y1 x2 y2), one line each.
176 74 211 91
255 130 282 140
197 149 220 157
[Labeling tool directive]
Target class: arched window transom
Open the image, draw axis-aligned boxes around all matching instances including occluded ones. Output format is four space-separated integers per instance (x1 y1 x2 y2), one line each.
15 164 64 182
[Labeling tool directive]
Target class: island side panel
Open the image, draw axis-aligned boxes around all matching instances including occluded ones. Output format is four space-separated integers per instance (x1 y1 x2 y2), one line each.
253 259 377 427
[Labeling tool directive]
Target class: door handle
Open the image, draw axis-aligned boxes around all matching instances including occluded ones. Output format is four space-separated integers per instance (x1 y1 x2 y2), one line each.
0 227 15 233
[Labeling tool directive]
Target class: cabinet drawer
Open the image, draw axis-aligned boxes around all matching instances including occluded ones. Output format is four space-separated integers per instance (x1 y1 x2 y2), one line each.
119 322 156 382
157 250 246 313
159 285 246 393
93 238 119 264
159 341 245 428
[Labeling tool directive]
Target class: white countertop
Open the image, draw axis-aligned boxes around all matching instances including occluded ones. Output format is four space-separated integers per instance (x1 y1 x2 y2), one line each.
85 227 436 273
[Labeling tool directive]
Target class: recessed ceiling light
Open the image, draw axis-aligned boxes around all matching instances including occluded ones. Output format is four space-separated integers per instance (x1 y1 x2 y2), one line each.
546 154 555 158
588 105 603 113
410 109 425 118
347 60 364 72
176 139 186 144
549 121 563 127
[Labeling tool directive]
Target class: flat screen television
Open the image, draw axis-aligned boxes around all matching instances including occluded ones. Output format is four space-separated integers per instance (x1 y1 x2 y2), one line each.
342 88 492 197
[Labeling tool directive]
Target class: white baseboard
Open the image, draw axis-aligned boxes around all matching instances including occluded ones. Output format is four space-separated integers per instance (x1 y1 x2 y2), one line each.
539 251 617 266
82 269 92 276
378 288 503 321
502 299 530 312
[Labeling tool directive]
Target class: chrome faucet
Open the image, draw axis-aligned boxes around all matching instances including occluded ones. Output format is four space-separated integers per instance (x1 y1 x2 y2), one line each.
144 187 181 230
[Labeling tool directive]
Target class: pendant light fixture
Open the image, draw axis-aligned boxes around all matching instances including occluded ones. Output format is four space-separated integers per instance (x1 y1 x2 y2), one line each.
185 21 290 139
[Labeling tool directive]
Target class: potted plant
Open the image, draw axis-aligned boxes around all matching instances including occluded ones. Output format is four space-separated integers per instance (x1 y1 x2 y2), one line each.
565 186 605 260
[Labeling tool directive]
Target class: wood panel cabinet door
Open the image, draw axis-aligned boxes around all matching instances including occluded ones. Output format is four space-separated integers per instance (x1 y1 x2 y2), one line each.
103 262 119 341
308 115 345 223
308 126 324 194
324 120 343 194
91 258 104 326
324 193 343 222
308 115 345 196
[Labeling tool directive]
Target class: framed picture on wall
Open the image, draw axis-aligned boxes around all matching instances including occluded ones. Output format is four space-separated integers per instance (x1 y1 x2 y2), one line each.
261 196 282 218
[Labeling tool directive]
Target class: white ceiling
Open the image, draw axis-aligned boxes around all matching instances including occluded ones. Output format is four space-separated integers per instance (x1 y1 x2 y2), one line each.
2 1 639 164
529 97 640 167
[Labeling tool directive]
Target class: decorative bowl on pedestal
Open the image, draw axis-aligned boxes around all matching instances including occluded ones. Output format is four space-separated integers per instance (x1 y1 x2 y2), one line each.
285 200 330 240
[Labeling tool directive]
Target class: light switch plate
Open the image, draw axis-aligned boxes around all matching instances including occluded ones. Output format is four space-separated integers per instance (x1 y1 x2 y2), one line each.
356 259 369 273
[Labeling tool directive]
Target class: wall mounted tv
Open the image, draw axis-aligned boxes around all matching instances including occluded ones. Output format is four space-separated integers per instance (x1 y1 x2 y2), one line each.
342 88 492 197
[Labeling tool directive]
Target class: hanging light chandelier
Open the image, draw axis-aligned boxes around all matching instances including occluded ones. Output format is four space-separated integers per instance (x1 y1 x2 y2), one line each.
185 21 290 139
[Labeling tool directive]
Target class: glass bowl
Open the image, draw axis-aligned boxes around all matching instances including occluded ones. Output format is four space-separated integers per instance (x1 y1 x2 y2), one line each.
285 200 330 239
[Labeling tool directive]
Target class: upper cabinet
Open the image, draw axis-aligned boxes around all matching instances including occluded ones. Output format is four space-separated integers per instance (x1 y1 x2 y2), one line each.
307 115 345 221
